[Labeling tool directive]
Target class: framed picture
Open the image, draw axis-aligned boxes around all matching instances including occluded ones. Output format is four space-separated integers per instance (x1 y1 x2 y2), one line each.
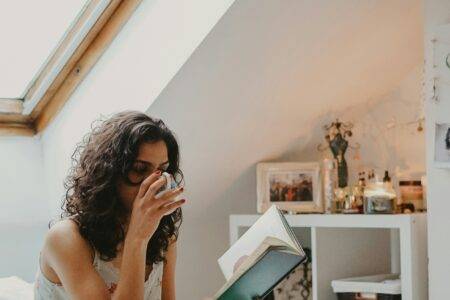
434 122 450 168
257 162 323 214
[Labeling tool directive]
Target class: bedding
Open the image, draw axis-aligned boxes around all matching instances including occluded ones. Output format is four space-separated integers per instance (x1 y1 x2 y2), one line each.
0 276 34 300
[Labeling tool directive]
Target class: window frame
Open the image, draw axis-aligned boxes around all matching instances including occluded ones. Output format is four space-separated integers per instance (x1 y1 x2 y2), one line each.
0 0 143 136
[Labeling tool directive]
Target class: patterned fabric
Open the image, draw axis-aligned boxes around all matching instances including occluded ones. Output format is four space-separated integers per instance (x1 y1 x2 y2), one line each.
34 250 163 299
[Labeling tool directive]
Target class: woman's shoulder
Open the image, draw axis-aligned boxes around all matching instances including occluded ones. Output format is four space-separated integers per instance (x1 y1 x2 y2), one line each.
44 218 95 263
39 218 96 285
46 218 80 241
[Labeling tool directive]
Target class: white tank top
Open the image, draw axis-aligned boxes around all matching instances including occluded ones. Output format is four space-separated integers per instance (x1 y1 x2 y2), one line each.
34 250 163 299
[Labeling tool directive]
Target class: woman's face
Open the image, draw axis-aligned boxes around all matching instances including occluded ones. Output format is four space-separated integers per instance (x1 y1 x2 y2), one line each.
117 140 169 212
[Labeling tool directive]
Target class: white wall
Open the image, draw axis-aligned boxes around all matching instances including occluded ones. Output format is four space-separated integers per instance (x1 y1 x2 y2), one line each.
0 137 47 222
321 65 426 183
0 137 49 282
424 0 450 298
148 1 423 298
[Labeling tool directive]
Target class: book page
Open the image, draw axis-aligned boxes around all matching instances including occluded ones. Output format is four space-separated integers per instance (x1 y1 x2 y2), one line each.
214 236 293 298
218 205 301 281
277 208 303 253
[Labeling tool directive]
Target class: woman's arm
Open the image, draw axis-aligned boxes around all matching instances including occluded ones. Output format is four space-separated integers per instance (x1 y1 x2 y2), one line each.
44 221 108 299
111 235 148 299
161 238 177 300
46 220 172 300
42 220 145 300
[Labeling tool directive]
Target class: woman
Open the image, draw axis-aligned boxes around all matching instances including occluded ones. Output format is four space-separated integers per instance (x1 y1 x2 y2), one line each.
34 111 187 300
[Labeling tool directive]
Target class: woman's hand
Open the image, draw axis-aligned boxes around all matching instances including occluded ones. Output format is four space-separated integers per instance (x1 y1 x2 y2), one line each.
127 170 185 244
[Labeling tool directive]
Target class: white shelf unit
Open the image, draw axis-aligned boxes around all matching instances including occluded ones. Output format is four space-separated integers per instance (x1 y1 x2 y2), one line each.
229 213 427 300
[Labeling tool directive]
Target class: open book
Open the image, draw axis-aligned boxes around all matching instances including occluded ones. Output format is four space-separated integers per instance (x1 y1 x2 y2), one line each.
214 205 307 300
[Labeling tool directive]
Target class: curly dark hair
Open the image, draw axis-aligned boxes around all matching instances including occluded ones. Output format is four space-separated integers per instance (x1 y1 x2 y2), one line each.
55 110 183 265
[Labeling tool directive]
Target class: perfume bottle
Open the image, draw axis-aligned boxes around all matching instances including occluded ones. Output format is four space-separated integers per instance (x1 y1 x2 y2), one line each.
383 170 391 183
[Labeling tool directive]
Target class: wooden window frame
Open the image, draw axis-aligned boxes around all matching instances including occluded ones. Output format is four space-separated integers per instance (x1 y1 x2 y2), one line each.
0 0 142 136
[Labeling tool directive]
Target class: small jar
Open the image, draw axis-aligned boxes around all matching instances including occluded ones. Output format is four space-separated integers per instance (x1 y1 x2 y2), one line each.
363 182 397 214
399 180 423 211
333 187 348 213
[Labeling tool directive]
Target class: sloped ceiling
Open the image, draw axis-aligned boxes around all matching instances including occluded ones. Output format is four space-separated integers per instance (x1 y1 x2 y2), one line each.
147 0 423 297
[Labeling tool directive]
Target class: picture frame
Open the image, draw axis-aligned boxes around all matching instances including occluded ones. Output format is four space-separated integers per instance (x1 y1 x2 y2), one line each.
257 162 323 214
433 122 450 168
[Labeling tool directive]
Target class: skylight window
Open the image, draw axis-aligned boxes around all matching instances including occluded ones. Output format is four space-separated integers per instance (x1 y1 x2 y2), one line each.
0 0 142 135
0 1 88 99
